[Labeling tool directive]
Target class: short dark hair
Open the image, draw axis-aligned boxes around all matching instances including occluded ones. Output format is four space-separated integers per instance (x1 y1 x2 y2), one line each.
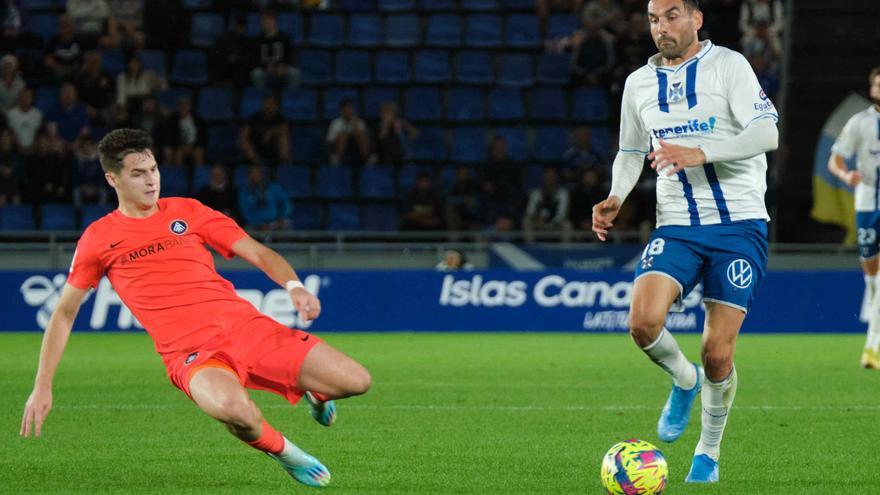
870 66 880 85
652 0 699 11
97 128 153 175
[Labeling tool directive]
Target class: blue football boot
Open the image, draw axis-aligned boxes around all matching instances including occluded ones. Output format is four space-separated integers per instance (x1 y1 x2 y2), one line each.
657 363 702 442
685 453 719 483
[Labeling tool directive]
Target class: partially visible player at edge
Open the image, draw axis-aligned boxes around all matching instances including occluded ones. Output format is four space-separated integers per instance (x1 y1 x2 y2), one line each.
591 0 778 483
20 129 371 488
827 66 880 369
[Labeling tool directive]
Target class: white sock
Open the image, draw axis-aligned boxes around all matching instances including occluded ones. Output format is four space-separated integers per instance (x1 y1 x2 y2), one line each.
867 275 880 351
276 437 314 466
861 274 876 323
695 367 738 461
641 328 697 390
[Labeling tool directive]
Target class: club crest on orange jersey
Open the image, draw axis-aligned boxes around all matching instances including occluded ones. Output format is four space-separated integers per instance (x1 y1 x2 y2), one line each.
184 352 198 365
170 220 188 235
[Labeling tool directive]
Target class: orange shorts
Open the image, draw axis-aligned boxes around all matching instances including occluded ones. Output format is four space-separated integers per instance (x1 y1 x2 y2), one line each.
162 316 322 406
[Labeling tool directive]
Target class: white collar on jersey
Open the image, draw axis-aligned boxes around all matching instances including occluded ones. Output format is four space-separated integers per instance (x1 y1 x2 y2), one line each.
647 39 715 74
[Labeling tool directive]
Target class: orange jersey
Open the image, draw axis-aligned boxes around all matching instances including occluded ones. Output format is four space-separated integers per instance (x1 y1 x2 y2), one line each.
68 197 259 355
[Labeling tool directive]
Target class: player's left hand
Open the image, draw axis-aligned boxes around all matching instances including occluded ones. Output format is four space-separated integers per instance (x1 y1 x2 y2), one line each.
648 139 707 176
290 288 321 323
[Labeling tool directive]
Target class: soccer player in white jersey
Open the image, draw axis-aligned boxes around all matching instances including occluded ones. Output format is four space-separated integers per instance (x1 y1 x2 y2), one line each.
828 67 880 369
591 0 778 483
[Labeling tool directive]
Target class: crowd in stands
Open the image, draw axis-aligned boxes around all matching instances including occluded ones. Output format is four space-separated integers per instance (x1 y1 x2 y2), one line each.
0 0 781 238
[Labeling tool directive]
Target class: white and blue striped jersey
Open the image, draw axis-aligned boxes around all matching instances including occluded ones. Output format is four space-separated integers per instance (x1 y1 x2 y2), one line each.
619 40 777 226
831 106 880 212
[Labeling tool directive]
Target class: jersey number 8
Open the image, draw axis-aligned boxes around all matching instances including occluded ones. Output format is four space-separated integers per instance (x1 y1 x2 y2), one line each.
858 228 877 246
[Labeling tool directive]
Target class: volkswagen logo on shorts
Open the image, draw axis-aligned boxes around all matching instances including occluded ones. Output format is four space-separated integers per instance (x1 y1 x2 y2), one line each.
169 220 188 235
726 259 753 289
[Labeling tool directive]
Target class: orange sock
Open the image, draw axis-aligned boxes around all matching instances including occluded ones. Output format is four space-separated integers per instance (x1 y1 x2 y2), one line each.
246 419 285 455
310 392 331 402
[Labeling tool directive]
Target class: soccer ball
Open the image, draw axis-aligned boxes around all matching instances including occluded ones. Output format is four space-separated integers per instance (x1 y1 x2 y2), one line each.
600 439 668 495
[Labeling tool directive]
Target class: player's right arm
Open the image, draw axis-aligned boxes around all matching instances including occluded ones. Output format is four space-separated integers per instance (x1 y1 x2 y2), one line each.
828 153 862 187
828 115 863 187
20 284 91 437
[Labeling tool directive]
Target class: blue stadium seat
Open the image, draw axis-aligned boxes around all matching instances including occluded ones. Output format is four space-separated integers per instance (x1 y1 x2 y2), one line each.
340 0 378 11
364 87 400 119
505 14 540 48
439 164 457 188
385 14 420 47
363 204 399 231
533 126 569 162
497 54 534 88
191 164 212 192
525 164 543 190
35 86 59 114
335 50 372 85
275 165 313 199
239 86 268 119
171 50 207 85
244 12 263 37
358 165 395 199
488 88 524 121
404 87 442 122
183 0 211 8
414 50 451 83
529 87 566 120
409 127 448 162
279 12 305 43
590 126 611 158
547 14 579 38
348 14 382 47
465 15 501 48
41 204 77 230
190 12 224 48
299 50 332 86
426 14 462 47
397 164 421 191
80 204 114 229
196 87 235 122
309 14 345 48
291 126 326 164
323 87 360 119
139 50 167 78
447 87 485 123
501 0 534 8
455 51 493 85
291 201 322 230
161 166 189 197
379 0 415 11
537 52 570 85
451 127 487 163
281 88 319 121
317 166 354 199
419 0 455 10
326 203 362 230
206 125 241 162
461 0 498 10
158 87 193 112
99 49 126 76
28 14 58 40
24 0 60 10
493 127 529 161
374 51 410 84
573 87 609 122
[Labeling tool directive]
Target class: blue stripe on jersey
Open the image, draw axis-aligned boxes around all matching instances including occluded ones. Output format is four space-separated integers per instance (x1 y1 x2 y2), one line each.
875 166 879 211
685 60 699 109
677 170 700 226
656 72 669 113
703 163 732 224
877 118 880 140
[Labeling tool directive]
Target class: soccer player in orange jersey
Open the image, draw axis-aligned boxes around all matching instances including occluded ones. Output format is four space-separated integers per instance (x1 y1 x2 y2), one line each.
20 129 371 488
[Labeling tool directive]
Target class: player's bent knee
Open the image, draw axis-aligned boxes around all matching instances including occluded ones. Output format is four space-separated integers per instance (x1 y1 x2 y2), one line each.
628 312 665 345
216 397 261 430
347 366 372 396
701 348 733 381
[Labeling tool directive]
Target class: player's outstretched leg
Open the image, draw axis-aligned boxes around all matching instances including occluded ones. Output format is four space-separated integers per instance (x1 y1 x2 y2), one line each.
189 366 331 487
862 272 880 369
298 343 372 427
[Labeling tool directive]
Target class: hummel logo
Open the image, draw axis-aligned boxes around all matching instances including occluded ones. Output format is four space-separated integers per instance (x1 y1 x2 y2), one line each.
300 334 310 342
110 241 123 248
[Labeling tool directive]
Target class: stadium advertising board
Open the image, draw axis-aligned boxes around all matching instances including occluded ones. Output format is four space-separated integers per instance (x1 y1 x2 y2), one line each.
5 270 863 333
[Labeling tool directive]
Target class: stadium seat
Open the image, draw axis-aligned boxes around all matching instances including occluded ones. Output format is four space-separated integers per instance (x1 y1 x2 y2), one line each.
160 166 189 197
385 14 420 47
197 87 235 122
80 204 114 228
379 0 415 11
488 88 524 121
335 50 372 85
281 88 319 121
404 87 442 122
358 165 395 199
547 14 579 38
505 15 541 48
191 164 211 192
323 87 360 119
573 87 610 122
340 0 378 11
139 50 167 78
419 0 455 10
493 127 529 161
409 127 448 162
536 52 570 85
23 0 59 10
363 204 399 231
205 125 241 162
291 201 323 230
348 14 382 47
533 126 569 162
275 12 304 43
291 126 326 164
461 0 498 10
40 203 76 230
465 15 501 48
397 164 421 192
375 51 411 84
447 87 485 123
0 205 35 230
529 87 567 120
299 50 332 86
455 51 493 85
450 127 488 164
239 86 268 119
525 164 544 190
326 203 362 230
316 166 354 199
28 14 58 40
439 164 457 188
99 49 125 76
363 87 400 119
501 0 534 9
171 50 207 86
590 126 611 158
158 87 193 112
182 0 211 8
190 12 224 48
414 50 451 83
425 14 462 47
497 54 534 88
308 14 345 48
34 86 59 114
275 165 313 199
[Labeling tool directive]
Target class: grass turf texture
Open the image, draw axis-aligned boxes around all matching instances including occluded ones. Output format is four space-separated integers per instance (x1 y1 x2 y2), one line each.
1 332 879 494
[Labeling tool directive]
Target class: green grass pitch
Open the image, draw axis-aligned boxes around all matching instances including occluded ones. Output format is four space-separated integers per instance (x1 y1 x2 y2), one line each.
2 332 879 494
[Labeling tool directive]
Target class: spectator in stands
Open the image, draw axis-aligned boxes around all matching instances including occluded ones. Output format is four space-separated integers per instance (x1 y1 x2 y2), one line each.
238 164 291 230
239 94 290 169
0 159 21 206
375 101 417 167
44 82 90 146
535 0 584 35
749 52 780 103
106 0 145 50
568 165 606 234
400 171 445 231
197 164 239 221
6 88 42 153
741 19 782 70
327 99 372 166
71 132 108 207
159 95 205 167
481 135 524 229
127 95 161 137
435 249 474 271
23 131 70 204
44 14 85 81
116 55 165 113
445 164 481 231
569 16 616 87
250 10 299 91
1 0 44 53
581 0 623 32
739 0 783 46
0 128 21 173
67 0 111 48
0 54 24 111
523 167 571 242
615 12 655 85
562 126 606 182
75 51 116 125
211 12 252 87
142 0 187 50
